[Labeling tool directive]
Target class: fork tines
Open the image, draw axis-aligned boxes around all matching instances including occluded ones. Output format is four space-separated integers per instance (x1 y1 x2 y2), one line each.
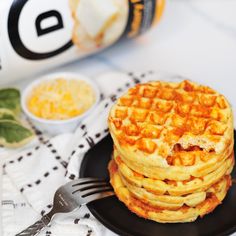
71 178 114 203
72 177 107 187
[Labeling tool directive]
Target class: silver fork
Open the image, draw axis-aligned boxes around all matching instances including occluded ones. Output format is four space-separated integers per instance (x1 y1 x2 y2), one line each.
16 178 114 236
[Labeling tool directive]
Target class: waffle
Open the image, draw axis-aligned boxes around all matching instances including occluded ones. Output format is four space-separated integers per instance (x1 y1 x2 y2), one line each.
114 150 234 196
109 159 232 223
108 79 234 223
114 139 233 181
109 80 233 179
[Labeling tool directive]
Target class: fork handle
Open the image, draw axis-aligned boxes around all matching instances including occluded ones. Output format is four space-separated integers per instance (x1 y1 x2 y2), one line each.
15 215 51 236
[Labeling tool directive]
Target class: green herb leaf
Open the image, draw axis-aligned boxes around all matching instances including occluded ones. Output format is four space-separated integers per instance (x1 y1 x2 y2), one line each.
0 120 34 148
0 88 21 115
0 108 17 121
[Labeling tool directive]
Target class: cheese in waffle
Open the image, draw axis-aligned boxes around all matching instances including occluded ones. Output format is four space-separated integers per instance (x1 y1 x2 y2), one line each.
108 80 234 223
113 139 233 181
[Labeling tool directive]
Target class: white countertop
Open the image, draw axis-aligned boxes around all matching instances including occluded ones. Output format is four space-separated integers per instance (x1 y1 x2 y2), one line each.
1 0 236 235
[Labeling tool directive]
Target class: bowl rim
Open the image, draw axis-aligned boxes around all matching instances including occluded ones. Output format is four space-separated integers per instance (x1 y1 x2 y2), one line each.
21 72 100 125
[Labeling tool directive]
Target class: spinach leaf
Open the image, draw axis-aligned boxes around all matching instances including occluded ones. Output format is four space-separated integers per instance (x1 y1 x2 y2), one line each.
0 120 34 147
0 88 21 115
0 108 17 121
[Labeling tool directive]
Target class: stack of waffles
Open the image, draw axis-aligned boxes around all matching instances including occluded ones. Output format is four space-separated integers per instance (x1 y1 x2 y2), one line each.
108 80 234 223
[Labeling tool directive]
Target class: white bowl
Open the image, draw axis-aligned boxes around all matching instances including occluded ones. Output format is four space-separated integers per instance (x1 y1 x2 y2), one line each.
21 72 100 135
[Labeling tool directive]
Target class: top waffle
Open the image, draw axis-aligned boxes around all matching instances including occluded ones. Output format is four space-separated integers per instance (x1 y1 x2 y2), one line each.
108 80 233 169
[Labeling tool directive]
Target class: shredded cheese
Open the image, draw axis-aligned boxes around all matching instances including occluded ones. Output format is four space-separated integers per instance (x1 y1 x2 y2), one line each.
27 78 96 120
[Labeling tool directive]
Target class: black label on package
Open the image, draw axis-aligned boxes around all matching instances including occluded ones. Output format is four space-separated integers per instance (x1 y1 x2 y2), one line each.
124 0 156 38
8 0 73 60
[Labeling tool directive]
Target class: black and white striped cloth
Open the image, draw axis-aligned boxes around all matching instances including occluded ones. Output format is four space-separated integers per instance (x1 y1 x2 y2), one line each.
1 71 182 236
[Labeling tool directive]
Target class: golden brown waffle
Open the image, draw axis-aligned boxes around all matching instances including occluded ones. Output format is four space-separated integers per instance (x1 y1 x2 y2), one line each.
109 80 234 179
114 150 234 196
114 139 233 181
109 159 232 223
108 80 234 223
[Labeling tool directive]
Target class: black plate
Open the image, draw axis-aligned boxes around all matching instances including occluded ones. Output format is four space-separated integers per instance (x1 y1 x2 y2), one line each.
80 133 236 236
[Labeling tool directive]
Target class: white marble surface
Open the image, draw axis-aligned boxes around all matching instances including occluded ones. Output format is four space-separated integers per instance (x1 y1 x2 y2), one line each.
1 0 236 235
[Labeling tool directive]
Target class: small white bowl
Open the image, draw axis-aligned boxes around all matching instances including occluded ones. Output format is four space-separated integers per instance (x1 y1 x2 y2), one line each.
21 72 100 135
